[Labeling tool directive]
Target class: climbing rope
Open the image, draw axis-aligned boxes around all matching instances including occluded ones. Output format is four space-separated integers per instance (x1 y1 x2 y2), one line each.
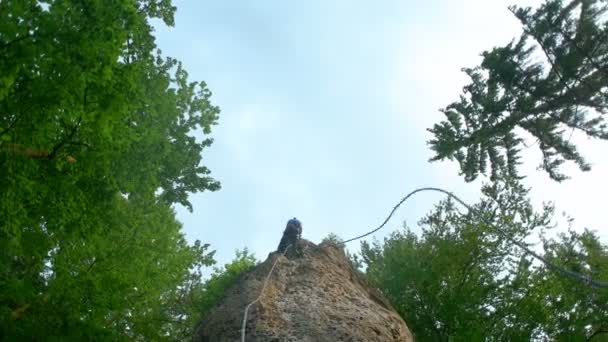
337 187 608 288
241 245 292 342
239 187 608 340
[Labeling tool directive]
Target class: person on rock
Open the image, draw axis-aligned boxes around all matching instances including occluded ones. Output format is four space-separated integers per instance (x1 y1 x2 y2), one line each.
277 217 302 253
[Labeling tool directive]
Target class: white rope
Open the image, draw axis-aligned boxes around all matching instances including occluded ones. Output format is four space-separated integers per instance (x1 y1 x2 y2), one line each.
237 187 607 341
339 187 608 288
241 245 292 342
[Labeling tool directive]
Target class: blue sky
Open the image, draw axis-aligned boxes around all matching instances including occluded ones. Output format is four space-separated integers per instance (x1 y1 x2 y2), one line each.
152 0 608 267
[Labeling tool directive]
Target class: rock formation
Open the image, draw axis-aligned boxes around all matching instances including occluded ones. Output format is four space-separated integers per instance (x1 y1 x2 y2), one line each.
194 239 413 342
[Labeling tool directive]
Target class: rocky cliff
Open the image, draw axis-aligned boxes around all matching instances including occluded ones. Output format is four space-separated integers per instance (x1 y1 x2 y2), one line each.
194 239 413 342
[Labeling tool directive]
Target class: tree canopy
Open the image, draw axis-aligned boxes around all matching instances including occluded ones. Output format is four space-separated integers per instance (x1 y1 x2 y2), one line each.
1 0 220 339
361 187 608 341
429 0 608 182
379 2 608 337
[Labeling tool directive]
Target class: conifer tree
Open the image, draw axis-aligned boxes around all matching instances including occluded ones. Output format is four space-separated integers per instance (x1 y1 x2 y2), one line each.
429 0 608 182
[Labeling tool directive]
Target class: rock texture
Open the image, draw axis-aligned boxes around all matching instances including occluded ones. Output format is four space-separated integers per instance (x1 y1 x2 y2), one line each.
194 240 413 342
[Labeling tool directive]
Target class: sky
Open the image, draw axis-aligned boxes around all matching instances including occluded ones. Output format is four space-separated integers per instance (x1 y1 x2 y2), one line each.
152 0 608 268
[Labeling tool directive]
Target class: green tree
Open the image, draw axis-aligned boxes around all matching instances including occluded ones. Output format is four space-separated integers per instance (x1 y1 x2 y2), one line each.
196 249 258 321
429 0 608 182
488 227 608 341
322 232 364 269
506 228 608 341
360 183 545 341
322 232 344 245
360 186 608 341
1 0 220 339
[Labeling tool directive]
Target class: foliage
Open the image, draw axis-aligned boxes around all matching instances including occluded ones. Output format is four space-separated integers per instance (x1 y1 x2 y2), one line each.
151 240 218 341
322 233 363 269
0 0 220 340
196 249 258 321
428 0 608 182
360 186 608 341
421 1 608 335
321 232 344 245
497 228 608 341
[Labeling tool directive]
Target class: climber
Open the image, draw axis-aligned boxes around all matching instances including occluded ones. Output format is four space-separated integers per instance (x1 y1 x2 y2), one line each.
277 217 302 253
